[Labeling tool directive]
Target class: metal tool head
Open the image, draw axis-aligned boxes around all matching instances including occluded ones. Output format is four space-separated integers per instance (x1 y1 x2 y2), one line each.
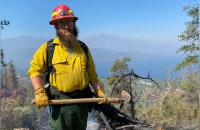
120 90 131 103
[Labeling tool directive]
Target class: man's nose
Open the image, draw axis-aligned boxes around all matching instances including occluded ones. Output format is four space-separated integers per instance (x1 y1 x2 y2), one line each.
64 22 73 30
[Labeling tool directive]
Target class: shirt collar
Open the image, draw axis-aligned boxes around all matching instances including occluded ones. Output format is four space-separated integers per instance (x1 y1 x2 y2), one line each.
51 37 61 45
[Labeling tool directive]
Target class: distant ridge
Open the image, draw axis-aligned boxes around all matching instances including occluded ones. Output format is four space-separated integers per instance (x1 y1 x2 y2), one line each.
1 34 183 80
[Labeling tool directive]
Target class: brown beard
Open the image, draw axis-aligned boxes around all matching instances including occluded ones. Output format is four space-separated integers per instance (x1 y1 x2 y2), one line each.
56 28 78 48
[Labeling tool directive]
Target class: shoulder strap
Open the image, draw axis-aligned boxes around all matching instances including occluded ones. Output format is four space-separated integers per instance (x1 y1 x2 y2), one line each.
78 40 89 59
45 39 55 83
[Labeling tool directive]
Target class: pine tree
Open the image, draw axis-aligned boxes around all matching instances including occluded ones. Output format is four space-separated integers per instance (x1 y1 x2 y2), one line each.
176 4 199 71
0 49 7 89
5 60 18 90
0 49 7 67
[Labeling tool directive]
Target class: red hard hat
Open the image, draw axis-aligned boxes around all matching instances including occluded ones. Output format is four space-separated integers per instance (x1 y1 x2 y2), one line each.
49 4 78 25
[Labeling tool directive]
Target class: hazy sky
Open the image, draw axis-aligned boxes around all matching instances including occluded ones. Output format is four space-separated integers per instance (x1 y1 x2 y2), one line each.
0 0 198 41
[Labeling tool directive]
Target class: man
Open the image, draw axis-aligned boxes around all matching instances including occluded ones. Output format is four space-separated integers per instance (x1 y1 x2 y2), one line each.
28 4 106 130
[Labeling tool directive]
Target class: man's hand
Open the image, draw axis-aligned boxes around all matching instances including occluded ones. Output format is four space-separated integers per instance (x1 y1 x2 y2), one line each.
96 87 108 104
34 87 49 108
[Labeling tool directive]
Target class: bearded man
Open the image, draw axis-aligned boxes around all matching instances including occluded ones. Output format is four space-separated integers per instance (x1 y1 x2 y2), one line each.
28 4 106 130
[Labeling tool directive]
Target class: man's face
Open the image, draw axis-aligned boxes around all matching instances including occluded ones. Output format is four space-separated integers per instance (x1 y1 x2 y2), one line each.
55 19 78 46
56 19 75 34
56 19 78 38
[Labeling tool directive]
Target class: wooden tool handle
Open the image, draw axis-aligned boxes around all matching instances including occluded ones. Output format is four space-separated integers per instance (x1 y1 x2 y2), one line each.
32 98 124 105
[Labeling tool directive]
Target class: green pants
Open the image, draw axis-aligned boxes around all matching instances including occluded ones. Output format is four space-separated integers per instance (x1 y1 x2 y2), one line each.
49 88 89 130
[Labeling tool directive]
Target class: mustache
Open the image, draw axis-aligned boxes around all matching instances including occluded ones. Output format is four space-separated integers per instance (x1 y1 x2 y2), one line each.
56 30 71 39
56 25 78 38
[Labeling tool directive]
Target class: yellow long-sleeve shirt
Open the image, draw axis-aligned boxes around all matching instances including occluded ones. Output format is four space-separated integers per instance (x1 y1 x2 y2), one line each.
28 37 98 92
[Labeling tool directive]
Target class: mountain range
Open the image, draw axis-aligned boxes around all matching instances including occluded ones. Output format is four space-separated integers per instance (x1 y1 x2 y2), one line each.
1 34 183 80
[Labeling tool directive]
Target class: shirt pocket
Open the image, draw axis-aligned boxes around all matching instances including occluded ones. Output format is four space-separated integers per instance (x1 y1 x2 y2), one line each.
52 57 70 73
51 57 75 92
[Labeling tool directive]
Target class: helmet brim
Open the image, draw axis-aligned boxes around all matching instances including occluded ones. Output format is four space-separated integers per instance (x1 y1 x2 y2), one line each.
49 16 78 25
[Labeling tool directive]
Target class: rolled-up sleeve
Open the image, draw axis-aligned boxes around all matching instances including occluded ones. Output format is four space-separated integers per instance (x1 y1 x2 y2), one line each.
28 43 47 78
87 49 98 83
